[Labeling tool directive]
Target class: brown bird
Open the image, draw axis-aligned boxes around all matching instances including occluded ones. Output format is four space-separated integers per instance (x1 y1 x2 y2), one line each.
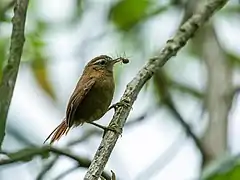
44 55 128 144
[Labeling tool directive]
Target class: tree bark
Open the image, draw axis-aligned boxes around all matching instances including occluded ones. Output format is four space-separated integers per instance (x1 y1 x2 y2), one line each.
0 0 29 149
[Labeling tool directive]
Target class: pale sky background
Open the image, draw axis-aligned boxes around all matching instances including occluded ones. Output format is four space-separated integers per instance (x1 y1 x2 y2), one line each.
1 0 240 180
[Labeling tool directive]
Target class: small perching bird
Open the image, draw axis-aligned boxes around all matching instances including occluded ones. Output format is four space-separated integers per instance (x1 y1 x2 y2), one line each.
44 55 129 144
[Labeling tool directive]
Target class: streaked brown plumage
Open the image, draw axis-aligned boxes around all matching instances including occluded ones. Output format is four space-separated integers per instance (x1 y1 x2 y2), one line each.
44 55 126 144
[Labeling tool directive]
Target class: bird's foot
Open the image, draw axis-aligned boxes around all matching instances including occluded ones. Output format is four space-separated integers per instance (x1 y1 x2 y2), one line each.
108 99 131 111
102 122 122 138
107 122 122 135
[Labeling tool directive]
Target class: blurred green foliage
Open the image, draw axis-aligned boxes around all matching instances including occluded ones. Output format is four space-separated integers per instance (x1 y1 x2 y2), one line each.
202 155 240 180
71 0 84 23
226 51 240 68
26 36 56 100
0 38 8 83
1 0 55 99
23 20 56 100
109 0 168 31
31 58 56 100
0 0 14 22
1 0 240 179
109 0 151 31
7 147 50 162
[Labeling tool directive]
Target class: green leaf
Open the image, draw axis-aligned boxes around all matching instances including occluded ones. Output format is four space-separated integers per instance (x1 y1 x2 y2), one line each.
109 0 151 31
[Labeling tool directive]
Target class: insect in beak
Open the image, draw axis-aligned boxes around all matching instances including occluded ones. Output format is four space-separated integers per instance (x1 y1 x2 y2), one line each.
112 57 129 65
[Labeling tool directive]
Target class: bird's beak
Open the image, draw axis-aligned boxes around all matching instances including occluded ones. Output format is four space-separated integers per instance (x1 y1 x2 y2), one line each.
111 58 122 65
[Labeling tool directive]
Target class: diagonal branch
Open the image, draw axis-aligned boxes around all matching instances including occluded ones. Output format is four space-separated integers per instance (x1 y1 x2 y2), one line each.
0 0 29 149
84 0 229 179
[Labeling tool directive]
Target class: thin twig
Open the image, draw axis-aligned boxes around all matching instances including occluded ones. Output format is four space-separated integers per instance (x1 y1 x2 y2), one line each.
84 0 229 179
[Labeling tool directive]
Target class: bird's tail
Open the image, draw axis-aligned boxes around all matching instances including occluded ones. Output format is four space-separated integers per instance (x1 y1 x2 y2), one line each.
44 120 70 144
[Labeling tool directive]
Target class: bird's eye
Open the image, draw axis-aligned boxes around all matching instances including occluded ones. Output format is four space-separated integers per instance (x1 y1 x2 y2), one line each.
98 60 106 65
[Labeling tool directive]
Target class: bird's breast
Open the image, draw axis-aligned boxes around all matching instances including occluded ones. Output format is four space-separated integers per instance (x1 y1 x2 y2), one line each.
74 74 115 123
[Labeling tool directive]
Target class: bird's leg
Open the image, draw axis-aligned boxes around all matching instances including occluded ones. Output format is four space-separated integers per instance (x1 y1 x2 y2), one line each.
89 122 122 136
108 99 131 111
89 122 109 131
102 121 123 138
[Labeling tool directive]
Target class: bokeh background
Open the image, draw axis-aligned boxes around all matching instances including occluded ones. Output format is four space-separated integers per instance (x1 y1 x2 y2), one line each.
1 0 240 179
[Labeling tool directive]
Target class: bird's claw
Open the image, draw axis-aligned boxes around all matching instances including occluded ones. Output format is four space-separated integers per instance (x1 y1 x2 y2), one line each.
103 122 122 137
108 99 131 111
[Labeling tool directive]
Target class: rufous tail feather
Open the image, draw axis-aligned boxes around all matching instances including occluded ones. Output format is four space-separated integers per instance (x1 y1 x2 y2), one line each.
44 121 69 144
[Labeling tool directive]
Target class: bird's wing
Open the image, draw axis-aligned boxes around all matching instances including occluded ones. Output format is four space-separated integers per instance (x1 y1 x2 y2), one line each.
66 78 96 127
